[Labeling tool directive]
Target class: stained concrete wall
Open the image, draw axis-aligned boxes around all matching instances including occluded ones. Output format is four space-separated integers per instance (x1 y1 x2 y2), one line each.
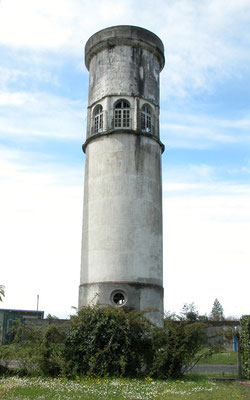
79 133 163 324
85 26 164 141
81 134 162 285
88 45 161 106
79 26 165 326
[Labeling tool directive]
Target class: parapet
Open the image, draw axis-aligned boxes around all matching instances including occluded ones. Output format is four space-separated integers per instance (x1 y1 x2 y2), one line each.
85 25 165 71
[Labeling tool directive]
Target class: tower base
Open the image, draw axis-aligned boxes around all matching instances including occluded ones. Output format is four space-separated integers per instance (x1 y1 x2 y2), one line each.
78 281 164 326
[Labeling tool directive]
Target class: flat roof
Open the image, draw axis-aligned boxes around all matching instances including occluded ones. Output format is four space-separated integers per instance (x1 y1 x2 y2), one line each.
0 308 44 316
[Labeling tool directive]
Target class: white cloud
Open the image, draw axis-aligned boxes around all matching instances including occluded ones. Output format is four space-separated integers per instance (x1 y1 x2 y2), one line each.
0 148 249 318
0 0 73 49
160 111 250 148
241 161 250 175
162 161 250 317
1 0 249 97
163 162 250 199
0 149 83 317
0 0 249 319
0 0 133 51
158 0 250 98
163 164 216 191
0 91 86 140
0 66 61 90
0 67 28 89
0 92 31 105
163 188 250 317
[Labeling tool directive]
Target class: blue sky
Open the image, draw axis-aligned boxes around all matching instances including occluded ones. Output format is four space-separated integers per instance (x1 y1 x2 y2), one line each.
0 0 249 318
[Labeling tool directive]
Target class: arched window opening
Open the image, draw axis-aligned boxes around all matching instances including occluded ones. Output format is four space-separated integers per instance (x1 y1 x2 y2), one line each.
93 105 103 134
141 104 152 133
114 100 130 129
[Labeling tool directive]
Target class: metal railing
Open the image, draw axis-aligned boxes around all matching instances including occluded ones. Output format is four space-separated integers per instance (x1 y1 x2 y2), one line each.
91 126 103 135
140 124 155 135
112 118 132 129
90 118 155 135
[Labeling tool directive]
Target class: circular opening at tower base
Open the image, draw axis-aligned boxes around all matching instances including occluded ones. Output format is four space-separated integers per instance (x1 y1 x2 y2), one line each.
110 290 127 307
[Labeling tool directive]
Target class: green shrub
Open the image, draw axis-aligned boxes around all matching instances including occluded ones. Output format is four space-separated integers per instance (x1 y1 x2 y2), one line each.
1 307 217 380
39 324 66 377
240 315 250 379
11 323 42 375
64 306 152 378
150 319 209 378
0 345 17 376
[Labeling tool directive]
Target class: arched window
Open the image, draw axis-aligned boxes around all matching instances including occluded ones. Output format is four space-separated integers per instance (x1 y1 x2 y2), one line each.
114 100 130 128
93 105 103 134
141 104 152 133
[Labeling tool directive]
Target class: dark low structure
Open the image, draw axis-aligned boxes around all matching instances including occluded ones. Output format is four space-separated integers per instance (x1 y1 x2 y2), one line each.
0 308 44 344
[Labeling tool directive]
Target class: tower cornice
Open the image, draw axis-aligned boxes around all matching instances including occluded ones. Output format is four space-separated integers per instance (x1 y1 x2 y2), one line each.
82 130 165 153
85 25 165 71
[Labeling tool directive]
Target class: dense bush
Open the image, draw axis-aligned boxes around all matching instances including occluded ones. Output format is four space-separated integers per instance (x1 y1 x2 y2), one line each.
39 325 66 377
0 306 216 379
0 322 67 376
150 319 209 378
0 344 16 372
10 322 43 375
64 306 152 377
240 315 250 379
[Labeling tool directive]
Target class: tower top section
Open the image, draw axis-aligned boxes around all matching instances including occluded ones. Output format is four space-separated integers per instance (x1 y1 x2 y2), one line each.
85 25 165 71
83 25 165 150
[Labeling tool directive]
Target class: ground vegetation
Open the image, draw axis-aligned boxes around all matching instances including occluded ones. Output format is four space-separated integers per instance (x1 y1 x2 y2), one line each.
0 306 227 379
0 375 249 399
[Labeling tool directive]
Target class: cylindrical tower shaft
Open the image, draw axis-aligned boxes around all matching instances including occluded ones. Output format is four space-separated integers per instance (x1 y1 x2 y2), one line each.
79 26 165 325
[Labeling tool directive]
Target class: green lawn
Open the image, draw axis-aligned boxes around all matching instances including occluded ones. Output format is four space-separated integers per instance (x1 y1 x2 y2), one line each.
198 349 237 365
0 376 249 400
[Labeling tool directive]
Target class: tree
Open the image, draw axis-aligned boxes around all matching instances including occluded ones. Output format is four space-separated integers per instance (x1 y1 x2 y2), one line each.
180 303 199 322
210 298 225 321
46 314 59 320
0 285 5 301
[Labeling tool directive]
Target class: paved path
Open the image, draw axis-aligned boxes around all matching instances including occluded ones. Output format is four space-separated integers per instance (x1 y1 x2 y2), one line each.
189 364 237 373
1 361 238 374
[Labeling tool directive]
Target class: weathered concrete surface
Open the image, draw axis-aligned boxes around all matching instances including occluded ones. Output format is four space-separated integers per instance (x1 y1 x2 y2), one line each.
79 133 163 325
79 26 165 326
85 26 164 140
88 45 161 106
85 25 164 71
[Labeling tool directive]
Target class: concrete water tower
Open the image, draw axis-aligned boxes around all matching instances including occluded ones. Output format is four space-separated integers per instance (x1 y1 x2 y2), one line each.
78 25 165 325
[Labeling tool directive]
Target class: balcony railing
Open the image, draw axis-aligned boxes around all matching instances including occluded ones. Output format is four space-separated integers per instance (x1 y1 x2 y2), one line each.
90 119 155 135
140 124 154 135
112 118 132 129
91 126 103 135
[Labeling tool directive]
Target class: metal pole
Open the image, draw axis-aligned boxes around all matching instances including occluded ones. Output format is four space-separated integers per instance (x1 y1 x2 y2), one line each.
235 328 242 379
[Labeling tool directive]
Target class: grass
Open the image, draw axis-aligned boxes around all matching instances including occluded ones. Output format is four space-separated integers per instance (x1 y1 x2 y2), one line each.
0 375 249 399
198 348 237 365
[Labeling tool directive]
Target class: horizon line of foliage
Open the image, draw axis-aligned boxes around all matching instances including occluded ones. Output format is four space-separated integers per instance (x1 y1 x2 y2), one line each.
240 315 250 379
0 306 222 379
174 299 225 323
